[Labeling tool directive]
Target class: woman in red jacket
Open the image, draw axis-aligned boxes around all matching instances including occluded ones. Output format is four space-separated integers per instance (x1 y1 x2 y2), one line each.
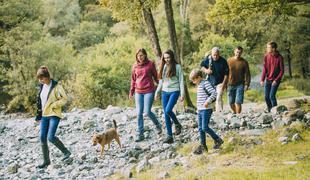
129 48 162 142
260 41 284 112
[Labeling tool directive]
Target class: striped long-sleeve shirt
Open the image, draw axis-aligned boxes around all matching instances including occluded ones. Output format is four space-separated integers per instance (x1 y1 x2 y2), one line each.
197 80 217 110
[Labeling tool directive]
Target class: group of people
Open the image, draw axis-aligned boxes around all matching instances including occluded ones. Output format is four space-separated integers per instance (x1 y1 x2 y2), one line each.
34 41 284 168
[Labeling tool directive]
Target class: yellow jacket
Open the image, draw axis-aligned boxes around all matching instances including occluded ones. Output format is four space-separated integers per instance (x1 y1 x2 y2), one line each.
36 80 67 120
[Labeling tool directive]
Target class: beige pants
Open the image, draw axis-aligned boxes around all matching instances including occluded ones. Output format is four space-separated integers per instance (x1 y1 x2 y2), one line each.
215 83 224 112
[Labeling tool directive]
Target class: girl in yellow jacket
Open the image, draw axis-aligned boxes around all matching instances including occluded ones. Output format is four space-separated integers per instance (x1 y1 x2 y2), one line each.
35 66 71 168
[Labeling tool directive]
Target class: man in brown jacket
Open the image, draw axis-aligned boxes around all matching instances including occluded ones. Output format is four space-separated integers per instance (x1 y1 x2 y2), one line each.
226 46 251 114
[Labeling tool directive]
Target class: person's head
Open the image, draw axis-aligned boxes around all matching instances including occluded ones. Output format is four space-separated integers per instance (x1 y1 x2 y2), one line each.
136 48 148 63
189 69 203 85
266 41 277 54
37 66 51 84
159 50 178 78
211 47 220 61
234 46 243 59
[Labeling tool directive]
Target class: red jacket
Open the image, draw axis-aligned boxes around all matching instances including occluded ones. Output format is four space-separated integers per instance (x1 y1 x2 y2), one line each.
260 53 284 83
130 59 158 96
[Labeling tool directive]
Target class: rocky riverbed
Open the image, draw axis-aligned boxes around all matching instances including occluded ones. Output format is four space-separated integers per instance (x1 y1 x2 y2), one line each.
0 97 309 179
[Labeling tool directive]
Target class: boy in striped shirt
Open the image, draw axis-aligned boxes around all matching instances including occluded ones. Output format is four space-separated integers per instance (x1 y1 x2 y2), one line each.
189 69 224 154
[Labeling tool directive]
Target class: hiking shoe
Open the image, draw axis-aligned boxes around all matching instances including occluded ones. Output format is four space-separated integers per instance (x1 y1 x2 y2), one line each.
213 138 224 149
163 136 174 144
174 123 182 135
193 145 208 155
135 134 145 142
156 125 162 135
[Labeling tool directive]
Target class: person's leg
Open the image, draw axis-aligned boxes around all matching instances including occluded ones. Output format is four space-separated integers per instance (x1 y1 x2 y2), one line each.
264 81 272 112
37 117 50 168
48 116 71 160
235 84 245 114
228 85 237 114
270 82 280 109
165 91 182 135
215 83 224 112
135 93 145 140
162 91 173 137
193 110 207 154
202 109 220 140
144 92 162 130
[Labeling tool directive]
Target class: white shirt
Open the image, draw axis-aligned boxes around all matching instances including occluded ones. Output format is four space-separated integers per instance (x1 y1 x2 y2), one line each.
40 82 52 109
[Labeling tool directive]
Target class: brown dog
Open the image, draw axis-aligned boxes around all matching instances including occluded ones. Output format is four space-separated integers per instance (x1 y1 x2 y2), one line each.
92 120 121 157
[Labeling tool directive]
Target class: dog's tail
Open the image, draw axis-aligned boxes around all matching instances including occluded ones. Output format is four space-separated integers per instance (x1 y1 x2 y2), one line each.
113 119 117 130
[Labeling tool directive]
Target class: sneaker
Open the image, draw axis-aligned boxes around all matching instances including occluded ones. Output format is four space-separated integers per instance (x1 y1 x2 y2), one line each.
193 144 208 155
213 138 224 149
163 136 174 144
174 123 182 135
135 134 145 142
156 125 162 135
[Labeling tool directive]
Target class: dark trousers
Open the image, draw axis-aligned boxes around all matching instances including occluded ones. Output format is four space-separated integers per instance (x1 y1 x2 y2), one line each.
264 80 280 112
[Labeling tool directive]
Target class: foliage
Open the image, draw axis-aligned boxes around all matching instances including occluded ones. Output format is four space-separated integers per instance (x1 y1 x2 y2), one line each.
68 21 110 50
42 0 81 36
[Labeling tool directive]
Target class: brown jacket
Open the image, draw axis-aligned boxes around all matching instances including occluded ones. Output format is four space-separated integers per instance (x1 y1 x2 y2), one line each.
227 57 251 86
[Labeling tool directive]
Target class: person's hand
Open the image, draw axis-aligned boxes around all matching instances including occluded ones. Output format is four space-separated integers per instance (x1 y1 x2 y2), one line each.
155 94 159 101
179 96 184 102
221 84 227 92
204 102 209 108
205 68 213 75
272 81 277 86
260 81 264 87
129 94 133 100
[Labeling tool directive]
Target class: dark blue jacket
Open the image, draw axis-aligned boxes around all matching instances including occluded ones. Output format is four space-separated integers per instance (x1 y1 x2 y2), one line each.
200 55 229 86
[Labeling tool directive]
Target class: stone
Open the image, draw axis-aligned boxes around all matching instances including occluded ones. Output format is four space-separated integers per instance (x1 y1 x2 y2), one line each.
257 114 273 124
157 171 170 179
270 105 288 114
292 133 302 141
136 158 150 173
278 137 288 143
7 163 19 174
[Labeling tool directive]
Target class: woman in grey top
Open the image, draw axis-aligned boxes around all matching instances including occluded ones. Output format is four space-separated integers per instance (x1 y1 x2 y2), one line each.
155 50 184 144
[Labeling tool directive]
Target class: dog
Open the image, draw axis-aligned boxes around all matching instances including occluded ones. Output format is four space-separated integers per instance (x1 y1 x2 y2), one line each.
92 120 122 157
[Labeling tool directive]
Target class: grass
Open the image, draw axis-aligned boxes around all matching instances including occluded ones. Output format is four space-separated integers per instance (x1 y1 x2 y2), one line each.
111 127 310 179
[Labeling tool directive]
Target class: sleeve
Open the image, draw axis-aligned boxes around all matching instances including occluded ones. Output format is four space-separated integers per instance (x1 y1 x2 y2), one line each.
244 60 251 86
130 65 136 96
274 56 284 82
224 58 229 75
200 58 209 68
155 79 163 96
204 81 217 104
178 65 185 98
151 61 159 84
35 91 42 121
260 56 267 82
51 84 68 109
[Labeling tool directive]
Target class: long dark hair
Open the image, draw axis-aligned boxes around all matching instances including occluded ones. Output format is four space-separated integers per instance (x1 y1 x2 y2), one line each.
158 50 178 79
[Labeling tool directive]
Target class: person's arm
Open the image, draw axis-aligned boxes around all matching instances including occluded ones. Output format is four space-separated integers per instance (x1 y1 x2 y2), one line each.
260 56 267 86
151 61 159 84
129 65 136 98
35 93 42 121
178 65 185 101
200 58 212 74
244 60 251 90
155 79 163 100
274 55 284 83
50 84 68 109
221 59 229 91
204 81 217 107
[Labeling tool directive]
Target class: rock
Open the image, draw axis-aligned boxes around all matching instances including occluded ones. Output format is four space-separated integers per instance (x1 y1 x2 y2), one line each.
239 129 266 136
157 171 170 179
292 133 302 141
278 137 288 144
82 120 97 131
227 137 238 145
121 168 133 178
271 120 285 129
270 105 288 115
285 99 302 110
0 125 6 133
78 152 87 160
7 163 19 174
257 114 273 124
136 158 150 173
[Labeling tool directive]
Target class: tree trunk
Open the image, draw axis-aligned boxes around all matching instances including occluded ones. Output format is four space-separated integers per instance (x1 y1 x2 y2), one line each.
141 7 162 61
164 0 195 109
164 0 179 63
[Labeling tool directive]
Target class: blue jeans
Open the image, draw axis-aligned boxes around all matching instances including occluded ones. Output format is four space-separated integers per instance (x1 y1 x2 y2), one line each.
264 80 280 112
228 84 244 104
40 116 60 143
162 91 180 136
198 109 220 146
135 92 161 135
